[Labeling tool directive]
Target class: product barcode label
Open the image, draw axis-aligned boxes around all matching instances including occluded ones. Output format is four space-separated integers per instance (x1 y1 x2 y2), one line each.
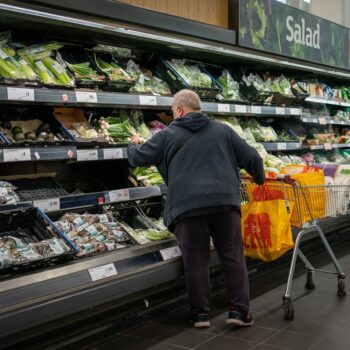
75 91 98 103
235 105 247 113
109 189 130 203
277 143 287 150
77 149 98 161
139 95 157 106
88 263 118 281
103 148 124 160
3 148 31 162
251 106 262 114
7 87 35 101
160 246 182 260
217 104 230 113
276 107 285 115
319 118 327 125
33 198 60 212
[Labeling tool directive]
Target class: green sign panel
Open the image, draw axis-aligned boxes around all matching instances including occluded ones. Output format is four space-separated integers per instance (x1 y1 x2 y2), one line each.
239 0 349 70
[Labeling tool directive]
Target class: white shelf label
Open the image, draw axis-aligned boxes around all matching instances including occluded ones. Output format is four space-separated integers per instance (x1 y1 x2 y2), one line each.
217 103 230 113
319 117 327 125
323 143 332 150
235 105 247 113
310 145 318 150
75 91 98 103
139 95 157 106
160 246 182 260
3 148 31 162
103 148 124 160
251 106 262 114
77 149 98 161
276 107 285 115
7 87 35 101
332 144 339 149
312 118 318 123
33 198 60 212
88 263 118 281
290 108 301 115
277 143 287 150
109 189 130 202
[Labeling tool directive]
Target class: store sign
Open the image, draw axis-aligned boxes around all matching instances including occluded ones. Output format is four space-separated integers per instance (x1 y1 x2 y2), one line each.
239 0 349 70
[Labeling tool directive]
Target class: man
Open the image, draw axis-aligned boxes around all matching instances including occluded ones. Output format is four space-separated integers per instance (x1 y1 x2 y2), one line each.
128 89 264 329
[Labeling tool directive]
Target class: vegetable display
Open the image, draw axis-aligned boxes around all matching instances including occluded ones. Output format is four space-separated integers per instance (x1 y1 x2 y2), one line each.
95 54 133 83
0 181 19 205
217 69 243 101
132 167 164 186
54 212 131 257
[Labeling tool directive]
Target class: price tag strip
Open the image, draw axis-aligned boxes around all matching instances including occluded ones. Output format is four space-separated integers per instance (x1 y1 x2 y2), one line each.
33 198 60 212
276 107 285 115
139 95 157 106
217 104 230 113
109 189 130 203
75 91 98 103
234 105 247 114
290 108 301 115
77 149 98 161
160 246 182 260
103 148 124 160
88 263 118 281
277 143 287 151
251 106 262 114
7 87 35 101
319 117 327 125
3 148 31 162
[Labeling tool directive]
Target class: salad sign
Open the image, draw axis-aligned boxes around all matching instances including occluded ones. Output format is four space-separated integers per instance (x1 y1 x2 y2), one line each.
239 0 349 70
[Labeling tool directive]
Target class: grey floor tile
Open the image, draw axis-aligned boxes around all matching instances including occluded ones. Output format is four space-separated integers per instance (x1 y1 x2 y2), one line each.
145 343 190 350
222 325 279 343
195 335 257 350
251 345 289 350
264 330 323 350
309 325 350 350
94 334 156 350
253 310 292 330
162 329 214 348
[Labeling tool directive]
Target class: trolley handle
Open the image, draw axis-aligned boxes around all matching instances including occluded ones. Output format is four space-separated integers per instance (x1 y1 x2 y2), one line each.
240 174 296 185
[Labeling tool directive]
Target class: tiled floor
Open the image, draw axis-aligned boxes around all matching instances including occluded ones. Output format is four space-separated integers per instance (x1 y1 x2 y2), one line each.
88 241 350 350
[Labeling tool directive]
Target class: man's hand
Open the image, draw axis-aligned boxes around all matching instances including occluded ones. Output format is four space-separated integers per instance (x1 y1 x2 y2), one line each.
131 133 145 144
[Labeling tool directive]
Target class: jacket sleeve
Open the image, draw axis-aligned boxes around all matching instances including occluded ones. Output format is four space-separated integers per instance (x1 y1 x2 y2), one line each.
229 128 265 185
127 131 164 167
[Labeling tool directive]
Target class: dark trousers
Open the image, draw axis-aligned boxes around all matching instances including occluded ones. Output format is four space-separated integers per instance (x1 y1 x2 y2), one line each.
174 209 250 313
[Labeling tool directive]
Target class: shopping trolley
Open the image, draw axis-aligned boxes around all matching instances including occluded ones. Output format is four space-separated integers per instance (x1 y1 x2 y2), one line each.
240 175 347 320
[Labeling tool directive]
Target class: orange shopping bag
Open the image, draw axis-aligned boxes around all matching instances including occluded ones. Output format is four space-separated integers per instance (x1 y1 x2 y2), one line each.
241 196 294 262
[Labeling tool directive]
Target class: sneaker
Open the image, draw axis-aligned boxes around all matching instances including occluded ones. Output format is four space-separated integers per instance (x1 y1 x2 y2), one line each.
226 309 254 327
189 312 210 328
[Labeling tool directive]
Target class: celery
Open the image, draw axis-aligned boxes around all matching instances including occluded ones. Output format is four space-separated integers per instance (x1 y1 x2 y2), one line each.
41 56 74 86
18 42 63 57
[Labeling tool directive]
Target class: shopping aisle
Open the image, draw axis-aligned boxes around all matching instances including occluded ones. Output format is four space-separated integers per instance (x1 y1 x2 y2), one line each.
85 241 350 350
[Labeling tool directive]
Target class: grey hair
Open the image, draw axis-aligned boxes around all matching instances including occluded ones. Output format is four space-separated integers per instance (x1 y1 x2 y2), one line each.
172 89 201 111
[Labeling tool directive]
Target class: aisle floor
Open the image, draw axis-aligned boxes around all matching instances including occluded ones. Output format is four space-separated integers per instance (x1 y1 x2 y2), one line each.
87 242 350 350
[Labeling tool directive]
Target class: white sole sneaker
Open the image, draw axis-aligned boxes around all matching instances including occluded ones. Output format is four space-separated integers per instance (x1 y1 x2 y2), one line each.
226 318 254 327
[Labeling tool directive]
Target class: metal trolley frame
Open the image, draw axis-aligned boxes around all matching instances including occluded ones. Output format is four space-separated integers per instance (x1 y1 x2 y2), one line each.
240 175 347 320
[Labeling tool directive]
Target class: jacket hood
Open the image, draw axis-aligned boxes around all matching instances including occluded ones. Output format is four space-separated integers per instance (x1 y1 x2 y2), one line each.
171 112 210 132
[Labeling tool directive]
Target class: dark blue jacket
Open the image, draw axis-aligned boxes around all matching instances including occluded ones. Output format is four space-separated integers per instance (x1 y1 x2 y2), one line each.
128 112 264 227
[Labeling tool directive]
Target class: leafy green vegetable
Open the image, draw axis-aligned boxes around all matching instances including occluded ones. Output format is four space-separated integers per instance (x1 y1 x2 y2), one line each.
132 166 164 186
217 69 242 101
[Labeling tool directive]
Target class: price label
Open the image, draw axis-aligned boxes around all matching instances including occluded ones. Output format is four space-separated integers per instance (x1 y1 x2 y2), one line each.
310 145 317 150
277 143 287 150
290 108 301 115
217 104 230 113
88 263 118 281
139 95 157 106
235 105 247 113
75 91 98 103
7 87 35 101
33 198 60 212
332 144 339 149
302 118 308 122
109 189 130 202
103 148 124 160
3 148 31 162
312 118 318 123
160 246 182 260
276 107 285 115
77 149 98 161
251 106 262 114
319 118 327 125
324 143 332 150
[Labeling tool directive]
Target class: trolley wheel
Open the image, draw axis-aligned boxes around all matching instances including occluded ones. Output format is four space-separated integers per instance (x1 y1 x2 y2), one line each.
305 271 315 291
337 278 346 297
283 298 294 321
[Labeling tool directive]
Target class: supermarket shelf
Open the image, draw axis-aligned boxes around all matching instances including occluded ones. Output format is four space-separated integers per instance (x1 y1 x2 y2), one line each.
305 96 350 107
301 116 350 126
309 143 350 150
0 86 303 116
0 146 128 163
261 142 303 152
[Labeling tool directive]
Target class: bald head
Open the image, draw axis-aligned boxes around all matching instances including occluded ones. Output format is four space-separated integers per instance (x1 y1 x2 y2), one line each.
172 89 201 119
